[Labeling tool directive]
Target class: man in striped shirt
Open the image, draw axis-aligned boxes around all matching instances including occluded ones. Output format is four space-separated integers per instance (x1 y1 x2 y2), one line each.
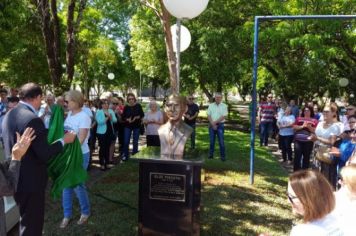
258 94 276 146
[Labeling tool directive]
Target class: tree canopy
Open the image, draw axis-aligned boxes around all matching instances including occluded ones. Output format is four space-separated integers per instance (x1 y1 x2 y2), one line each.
0 0 354 102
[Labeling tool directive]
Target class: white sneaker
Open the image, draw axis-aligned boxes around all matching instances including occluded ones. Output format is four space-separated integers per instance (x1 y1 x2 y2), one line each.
60 218 70 228
77 214 90 225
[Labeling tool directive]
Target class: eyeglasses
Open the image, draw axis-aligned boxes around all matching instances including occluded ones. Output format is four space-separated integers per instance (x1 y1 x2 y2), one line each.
287 192 298 203
344 129 356 134
128 98 135 101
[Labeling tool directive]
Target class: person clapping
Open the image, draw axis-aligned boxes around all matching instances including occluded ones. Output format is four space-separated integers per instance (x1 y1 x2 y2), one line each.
0 128 35 235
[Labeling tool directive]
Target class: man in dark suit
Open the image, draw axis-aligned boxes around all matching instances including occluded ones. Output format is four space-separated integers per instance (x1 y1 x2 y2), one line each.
2 83 76 236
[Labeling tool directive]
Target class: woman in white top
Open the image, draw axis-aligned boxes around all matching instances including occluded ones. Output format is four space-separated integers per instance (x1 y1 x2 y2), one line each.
334 164 356 236
288 170 344 236
277 106 295 163
60 90 91 228
310 103 342 188
143 100 163 146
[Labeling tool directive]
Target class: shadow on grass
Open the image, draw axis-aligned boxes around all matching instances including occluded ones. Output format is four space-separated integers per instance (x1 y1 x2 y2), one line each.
201 184 292 236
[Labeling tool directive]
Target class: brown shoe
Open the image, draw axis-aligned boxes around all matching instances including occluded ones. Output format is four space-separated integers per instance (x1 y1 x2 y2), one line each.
77 214 90 225
60 218 70 229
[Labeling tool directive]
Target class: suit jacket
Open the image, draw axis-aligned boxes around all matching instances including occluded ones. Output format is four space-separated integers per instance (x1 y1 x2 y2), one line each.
2 103 63 193
0 160 20 235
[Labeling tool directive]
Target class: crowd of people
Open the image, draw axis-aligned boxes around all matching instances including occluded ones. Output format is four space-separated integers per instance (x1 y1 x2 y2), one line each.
259 94 356 235
0 83 231 234
3 82 355 235
259 94 356 189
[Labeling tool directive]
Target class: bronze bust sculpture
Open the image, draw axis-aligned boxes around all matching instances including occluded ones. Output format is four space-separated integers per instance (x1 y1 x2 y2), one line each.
158 94 193 159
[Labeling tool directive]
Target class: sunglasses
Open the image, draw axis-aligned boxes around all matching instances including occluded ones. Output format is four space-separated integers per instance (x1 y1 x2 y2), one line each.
287 191 298 203
344 129 356 134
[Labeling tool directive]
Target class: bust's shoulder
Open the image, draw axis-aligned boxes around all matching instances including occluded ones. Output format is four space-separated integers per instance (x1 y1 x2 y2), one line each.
180 122 193 136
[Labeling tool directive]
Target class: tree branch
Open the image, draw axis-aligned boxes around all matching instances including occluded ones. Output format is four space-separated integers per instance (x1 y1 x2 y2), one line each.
140 0 162 19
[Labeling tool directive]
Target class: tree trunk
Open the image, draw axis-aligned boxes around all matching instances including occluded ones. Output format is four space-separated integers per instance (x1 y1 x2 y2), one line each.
159 0 178 94
66 0 76 86
66 0 87 88
34 0 86 95
37 0 62 93
198 76 213 102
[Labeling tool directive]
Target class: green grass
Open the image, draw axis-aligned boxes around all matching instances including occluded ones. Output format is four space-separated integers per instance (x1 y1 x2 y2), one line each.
42 127 293 235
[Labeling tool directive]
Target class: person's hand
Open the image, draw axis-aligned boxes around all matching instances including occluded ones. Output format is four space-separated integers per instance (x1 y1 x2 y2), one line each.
308 134 317 142
329 146 341 157
12 128 36 161
63 131 76 144
211 124 217 130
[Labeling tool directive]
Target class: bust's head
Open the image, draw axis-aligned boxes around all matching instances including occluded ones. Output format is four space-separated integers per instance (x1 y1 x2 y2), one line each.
164 94 187 122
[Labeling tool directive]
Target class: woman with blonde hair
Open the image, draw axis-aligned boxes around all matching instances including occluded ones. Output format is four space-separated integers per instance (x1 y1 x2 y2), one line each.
60 90 91 228
287 170 343 235
334 164 356 235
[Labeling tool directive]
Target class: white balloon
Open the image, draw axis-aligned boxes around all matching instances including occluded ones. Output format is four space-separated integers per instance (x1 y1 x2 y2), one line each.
108 73 115 80
338 78 349 87
171 24 191 52
163 0 209 19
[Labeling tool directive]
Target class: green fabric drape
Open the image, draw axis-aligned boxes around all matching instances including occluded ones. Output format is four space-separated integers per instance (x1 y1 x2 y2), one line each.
47 105 88 199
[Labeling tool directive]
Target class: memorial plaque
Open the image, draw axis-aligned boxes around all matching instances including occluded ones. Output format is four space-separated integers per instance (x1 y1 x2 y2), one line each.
138 158 202 236
149 172 186 202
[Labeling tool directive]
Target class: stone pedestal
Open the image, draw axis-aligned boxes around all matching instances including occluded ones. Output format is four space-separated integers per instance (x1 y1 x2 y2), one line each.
138 158 202 236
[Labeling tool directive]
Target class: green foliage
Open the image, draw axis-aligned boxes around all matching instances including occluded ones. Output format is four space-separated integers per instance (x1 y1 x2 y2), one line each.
0 0 355 102
0 0 50 86
129 6 168 89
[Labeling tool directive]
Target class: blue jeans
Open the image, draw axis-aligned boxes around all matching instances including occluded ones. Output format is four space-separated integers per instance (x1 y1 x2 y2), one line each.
123 127 140 158
187 124 196 149
259 122 273 146
209 123 225 159
62 152 90 218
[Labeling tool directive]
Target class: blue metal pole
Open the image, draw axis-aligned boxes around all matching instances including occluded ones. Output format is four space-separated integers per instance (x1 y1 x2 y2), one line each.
256 15 356 21
250 16 260 185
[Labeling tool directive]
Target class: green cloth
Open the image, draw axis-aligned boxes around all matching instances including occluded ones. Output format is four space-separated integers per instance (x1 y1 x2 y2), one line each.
47 105 88 199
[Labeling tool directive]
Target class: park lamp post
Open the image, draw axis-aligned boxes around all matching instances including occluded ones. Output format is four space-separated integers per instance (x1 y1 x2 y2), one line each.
162 0 209 93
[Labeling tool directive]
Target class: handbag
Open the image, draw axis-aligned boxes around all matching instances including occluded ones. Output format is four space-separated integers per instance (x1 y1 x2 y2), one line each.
315 145 334 164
